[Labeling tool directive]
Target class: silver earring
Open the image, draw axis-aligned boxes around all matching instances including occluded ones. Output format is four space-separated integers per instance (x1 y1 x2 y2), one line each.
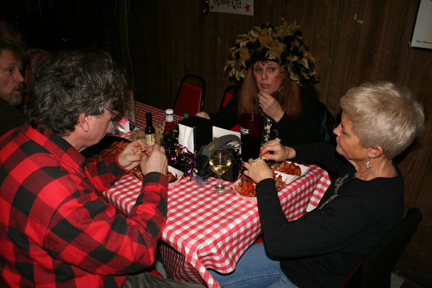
366 159 371 169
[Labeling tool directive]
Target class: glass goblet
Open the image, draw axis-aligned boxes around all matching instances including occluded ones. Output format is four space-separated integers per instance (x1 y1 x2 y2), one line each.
209 149 232 192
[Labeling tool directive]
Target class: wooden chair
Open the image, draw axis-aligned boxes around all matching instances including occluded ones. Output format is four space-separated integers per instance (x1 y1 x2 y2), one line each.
173 74 206 117
341 207 423 288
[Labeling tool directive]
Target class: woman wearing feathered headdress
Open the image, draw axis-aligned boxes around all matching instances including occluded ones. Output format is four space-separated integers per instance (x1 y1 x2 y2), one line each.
196 20 336 146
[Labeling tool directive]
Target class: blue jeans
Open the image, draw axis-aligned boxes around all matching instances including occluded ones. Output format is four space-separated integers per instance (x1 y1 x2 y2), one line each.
209 243 298 288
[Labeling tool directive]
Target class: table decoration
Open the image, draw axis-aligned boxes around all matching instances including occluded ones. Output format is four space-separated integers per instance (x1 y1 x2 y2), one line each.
161 125 197 179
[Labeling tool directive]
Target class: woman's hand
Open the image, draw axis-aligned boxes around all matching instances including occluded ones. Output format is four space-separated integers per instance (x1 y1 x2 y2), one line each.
195 111 210 119
260 140 296 161
258 91 285 122
118 140 149 170
243 158 273 183
140 144 168 176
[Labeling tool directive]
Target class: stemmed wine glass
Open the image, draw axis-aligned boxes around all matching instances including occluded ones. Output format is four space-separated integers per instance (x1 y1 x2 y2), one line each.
209 149 232 192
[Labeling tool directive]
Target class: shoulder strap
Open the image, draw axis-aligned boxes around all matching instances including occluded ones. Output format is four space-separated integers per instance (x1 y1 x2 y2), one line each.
200 135 240 158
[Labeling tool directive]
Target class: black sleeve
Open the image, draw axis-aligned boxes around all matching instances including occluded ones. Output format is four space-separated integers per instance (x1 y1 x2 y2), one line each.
292 143 351 176
256 178 371 259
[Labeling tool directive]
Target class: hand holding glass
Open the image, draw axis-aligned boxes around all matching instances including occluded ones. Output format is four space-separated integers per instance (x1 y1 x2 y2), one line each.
209 150 232 192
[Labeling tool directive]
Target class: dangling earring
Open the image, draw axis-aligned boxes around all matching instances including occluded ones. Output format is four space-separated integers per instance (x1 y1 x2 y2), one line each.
366 159 371 169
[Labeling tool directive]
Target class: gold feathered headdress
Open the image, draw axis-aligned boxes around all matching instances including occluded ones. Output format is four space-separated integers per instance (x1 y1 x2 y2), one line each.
224 20 320 86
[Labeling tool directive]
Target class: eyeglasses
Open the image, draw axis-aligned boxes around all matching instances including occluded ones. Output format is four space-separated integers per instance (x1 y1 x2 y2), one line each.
107 108 123 122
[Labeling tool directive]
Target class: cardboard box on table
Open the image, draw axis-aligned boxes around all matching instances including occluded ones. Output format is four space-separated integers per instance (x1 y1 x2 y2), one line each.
179 118 242 182
178 116 213 154
178 117 242 154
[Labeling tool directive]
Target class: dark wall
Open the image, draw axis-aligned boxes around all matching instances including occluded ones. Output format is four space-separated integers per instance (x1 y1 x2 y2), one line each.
1 0 104 52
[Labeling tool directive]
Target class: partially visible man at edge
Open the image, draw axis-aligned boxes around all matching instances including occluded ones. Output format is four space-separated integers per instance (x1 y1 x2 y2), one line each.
0 37 25 137
0 49 202 287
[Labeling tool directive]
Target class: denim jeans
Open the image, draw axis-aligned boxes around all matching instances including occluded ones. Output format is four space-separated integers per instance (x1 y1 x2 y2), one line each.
209 243 298 288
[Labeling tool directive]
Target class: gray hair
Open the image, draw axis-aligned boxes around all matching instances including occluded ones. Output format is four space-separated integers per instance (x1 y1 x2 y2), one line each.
26 48 126 136
340 81 424 159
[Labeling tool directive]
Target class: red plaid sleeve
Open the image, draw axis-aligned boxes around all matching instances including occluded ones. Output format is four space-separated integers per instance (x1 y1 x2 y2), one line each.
0 125 168 287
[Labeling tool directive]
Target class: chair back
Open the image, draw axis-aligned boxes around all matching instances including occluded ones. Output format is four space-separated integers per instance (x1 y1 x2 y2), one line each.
219 85 235 111
341 207 423 288
219 85 240 132
173 74 206 117
317 101 337 145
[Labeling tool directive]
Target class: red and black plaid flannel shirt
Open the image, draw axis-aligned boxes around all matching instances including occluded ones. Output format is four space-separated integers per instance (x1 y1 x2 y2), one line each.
0 123 168 287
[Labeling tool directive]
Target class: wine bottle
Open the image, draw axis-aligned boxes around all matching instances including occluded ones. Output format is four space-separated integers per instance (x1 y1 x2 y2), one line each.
145 112 156 145
164 109 175 134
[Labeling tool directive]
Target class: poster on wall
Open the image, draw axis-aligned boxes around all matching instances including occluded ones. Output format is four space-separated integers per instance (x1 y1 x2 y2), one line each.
409 0 432 50
209 0 254 16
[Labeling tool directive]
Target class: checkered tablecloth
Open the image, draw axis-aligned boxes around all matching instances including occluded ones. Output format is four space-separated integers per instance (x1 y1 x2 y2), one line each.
104 102 331 288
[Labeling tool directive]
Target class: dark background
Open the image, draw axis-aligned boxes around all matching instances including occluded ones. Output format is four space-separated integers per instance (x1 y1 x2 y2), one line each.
0 0 115 54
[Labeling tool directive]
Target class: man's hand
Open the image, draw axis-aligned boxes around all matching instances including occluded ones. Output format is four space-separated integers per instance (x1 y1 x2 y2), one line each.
243 158 273 184
260 140 296 162
118 140 149 170
140 144 168 176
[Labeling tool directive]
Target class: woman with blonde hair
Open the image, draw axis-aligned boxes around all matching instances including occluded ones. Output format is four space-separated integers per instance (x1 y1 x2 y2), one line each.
197 20 336 146
210 81 424 288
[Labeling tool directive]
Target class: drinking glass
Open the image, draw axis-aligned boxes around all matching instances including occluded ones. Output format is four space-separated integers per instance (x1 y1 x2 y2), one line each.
209 149 232 192
240 113 264 161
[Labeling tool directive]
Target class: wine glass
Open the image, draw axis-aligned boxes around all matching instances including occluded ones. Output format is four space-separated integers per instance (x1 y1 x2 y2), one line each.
209 149 232 192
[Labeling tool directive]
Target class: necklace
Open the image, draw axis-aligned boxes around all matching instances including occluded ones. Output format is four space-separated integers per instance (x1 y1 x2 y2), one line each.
319 164 393 209
355 164 392 179
319 172 354 209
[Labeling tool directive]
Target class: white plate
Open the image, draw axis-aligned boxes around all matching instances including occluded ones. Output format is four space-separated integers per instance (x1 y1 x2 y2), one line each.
168 166 184 188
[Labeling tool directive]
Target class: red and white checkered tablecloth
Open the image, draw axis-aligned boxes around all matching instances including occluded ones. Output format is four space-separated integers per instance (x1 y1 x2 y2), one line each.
104 102 331 288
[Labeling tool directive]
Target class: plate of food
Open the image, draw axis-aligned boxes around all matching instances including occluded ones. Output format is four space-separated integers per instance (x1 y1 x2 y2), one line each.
232 161 308 203
271 161 309 184
167 166 184 188
81 136 130 160
232 171 286 203
84 138 182 186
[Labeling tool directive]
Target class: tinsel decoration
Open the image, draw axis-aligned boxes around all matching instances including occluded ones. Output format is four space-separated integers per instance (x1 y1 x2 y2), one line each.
161 126 197 179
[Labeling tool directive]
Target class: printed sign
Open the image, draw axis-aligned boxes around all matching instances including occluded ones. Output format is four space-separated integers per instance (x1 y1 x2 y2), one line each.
410 0 432 50
209 0 254 16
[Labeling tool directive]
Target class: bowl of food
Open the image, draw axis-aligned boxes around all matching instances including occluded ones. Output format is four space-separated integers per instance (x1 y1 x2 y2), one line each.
232 171 286 203
168 166 184 188
271 161 309 185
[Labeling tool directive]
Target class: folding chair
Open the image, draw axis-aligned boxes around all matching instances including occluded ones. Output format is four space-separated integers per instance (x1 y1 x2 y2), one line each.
172 74 206 117
219 85 235 111
341 207 423 288
219 85 240 132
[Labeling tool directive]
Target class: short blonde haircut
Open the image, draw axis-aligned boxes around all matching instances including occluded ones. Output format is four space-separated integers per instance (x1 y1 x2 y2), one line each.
340 82 424 159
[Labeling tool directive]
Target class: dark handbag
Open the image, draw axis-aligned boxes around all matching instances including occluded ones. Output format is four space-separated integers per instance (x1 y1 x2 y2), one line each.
195 135 242 182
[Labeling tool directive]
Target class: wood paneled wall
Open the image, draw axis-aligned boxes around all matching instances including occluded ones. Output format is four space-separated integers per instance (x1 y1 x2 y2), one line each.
116 0 432 284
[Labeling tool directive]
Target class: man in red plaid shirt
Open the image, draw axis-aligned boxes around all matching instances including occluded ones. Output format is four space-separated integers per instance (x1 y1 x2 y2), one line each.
0 49 193 287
